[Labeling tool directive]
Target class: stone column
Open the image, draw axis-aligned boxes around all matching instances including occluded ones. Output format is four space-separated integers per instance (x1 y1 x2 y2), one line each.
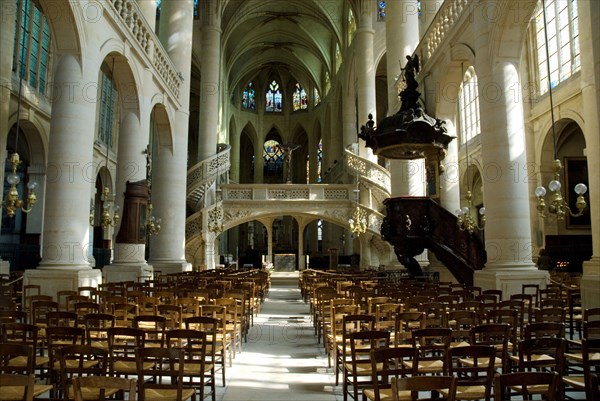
254 141 264 183
105 110 152 282
355 1 377 162
308 137 318 183
0 0 16 190
149 0 194 275
472 2 547 297
384 0 423 198
0 1 23 278
578 0 600 309
343 84 357 148
137 0 156 32
229 129 240 183
197 1 221 163
297 220 306 270
25 54 102 296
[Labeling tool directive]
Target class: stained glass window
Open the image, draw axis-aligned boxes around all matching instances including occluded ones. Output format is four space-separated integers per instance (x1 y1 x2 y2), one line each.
317 139 323 183
535 0 580 95
242 82 256 110
13 0 51 94
378 1 386 21
293 83 308 111
335 43 342 72
325 72 331 95
263 139 284 176
266 80 283 112
458 67 481 143
314 88 321 106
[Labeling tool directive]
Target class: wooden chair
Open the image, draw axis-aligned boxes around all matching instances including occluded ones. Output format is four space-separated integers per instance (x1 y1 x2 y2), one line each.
409 327 452 375
72 376 136 401
563 338 600 400
523 322 564 339
446 310 479 348
47 311 78 327
135 347 197 401
484 308 519 354
198 304 232 380
185 316 223 387
344 330 390 401
0 374 36 401
336 314 376 386
493 371 559 401
132 314 166 348
511 337 565 393
0 343 34 375
446 345 496 401
107 327 145 377
57 345 109 401
0 323 50 375
83 313 115 350
468 323 511 372
391 375 457 401
394 311 425 347
166 328 215 401
46 326 86 395
363 346 415 401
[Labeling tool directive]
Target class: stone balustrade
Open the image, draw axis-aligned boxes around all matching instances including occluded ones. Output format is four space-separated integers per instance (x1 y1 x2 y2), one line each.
104 0 182 99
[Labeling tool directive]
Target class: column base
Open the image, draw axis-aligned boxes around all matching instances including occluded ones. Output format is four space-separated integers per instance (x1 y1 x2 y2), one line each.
474 266 550 300
23 268 102 301
149 261 193 276
581 256 600 309
0 260 9 276
103 263 153 283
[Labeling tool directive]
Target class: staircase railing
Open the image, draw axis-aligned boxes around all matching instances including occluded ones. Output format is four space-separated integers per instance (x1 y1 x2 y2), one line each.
186 144 231 212
382 196 486 285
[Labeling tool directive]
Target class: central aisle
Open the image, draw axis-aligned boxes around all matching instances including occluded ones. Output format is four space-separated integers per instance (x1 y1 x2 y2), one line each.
218 272 340 401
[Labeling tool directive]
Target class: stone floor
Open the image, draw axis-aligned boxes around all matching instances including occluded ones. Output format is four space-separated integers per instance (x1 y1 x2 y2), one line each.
216 272 340 401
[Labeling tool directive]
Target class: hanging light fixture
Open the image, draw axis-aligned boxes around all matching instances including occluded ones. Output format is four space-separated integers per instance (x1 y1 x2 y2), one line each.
534 0 587 220
91 144 120 228
90 58 119 229
3 75 38 217
456 63 485 234
143 145 161 236
348 144 367 237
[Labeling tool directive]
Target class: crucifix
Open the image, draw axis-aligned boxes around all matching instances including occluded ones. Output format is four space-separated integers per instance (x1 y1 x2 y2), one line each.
281 143 300 184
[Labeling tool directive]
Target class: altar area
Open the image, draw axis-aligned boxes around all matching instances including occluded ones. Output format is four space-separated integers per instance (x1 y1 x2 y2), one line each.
273 253 296 271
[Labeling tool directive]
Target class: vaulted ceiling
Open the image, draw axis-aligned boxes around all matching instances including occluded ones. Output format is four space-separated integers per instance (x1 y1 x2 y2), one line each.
219 0 351 93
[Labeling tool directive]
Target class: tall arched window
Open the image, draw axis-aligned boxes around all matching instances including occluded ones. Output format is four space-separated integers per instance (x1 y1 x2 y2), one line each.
265 80 283 112
242 82 256 110
314 88 321 106
317 139 323 183
534 0 580 94
263 139 284 176
293 83 308 111
347 8 356 46
13 0 51 94
335 43 342 72
458 67 481 143
377 1 386 21
98 63 118 149
325 72 331 95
